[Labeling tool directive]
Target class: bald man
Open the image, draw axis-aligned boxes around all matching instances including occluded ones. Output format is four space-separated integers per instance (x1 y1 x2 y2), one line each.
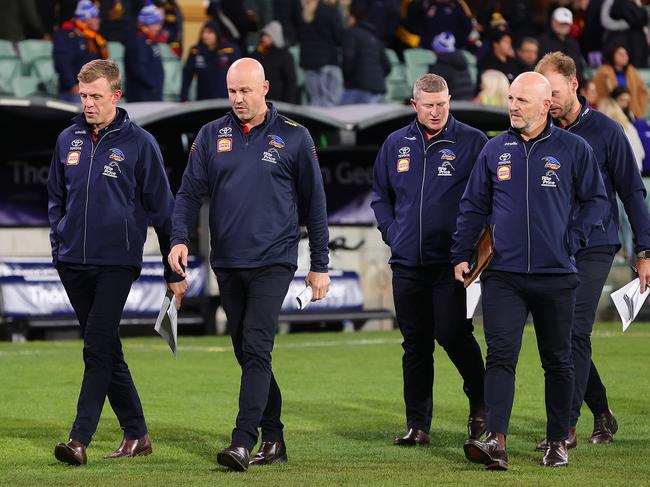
452 72 607 470
169 58 330 472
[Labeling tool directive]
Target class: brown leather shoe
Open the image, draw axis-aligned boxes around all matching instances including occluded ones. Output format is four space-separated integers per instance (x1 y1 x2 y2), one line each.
54 439 87 466
217 444 250 472
541 440 568 467
464 432 508 470
590 409 618 444
393 428 430 446
535 427 577 451
468 415 487 440
249 441 288 466
104 434 152 459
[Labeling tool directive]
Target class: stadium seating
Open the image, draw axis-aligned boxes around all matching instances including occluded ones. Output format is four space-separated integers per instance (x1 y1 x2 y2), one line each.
18 39 53 75
288 45 309 104
158 42 178 60
0 58 21 95
384 48 410 102
0 39 17 57
636 68 650 90
459 49 478 92
403 48 436 88
32 57 58 96
162 57 182 101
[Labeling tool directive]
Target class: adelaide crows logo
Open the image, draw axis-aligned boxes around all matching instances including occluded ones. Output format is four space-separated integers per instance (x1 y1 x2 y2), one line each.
543 156 561 170
268 135 285 149
439 148 456 161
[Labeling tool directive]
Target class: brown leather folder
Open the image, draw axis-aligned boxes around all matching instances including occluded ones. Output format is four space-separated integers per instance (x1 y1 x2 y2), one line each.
464 226 494 288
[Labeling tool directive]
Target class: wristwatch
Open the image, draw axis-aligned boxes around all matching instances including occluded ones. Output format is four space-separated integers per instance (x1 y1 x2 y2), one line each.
637 250 650 259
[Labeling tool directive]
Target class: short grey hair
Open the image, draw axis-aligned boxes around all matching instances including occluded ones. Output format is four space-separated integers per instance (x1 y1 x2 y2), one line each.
413 73 448 99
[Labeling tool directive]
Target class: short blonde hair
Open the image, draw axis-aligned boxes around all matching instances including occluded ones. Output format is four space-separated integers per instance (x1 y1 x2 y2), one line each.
78 59 121 92
413 73 448 99
535 51 577 80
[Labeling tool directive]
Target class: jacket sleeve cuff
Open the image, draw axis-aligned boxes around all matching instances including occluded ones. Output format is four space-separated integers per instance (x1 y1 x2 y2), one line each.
164 269 186 283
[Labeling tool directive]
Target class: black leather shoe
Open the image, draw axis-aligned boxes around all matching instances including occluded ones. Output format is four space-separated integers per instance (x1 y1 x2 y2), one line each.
393 428 430 446
54 439 87 466
590 409 618 444
468 415 487 440
216 444 250 472
249 441 287 466
541 440 568 467
464 432 508 470
535 427 577 451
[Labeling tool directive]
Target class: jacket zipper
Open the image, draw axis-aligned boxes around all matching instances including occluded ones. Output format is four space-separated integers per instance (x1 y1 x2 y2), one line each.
83 128 121 263
522 132 551 272
415 124 454 265
125 218 130 252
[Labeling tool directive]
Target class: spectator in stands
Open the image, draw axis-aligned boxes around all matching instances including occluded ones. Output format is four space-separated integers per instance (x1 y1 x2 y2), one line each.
123 1 164 101
580 78 599 108
272 0 301 46
298 0 344 106
98 0 142 42
0 0 47 42
160 0 183 56
36 0 77 36
416 0 473 52
474 69 509 107
53 0 108 103
611 85 635 121
599 96 645 170
251 21 297 103
601 0 648 68
515 37 539 71
477 0 537 45
580 0 605 67
207 0 259 55
340 1 390 104
428 32 474 100
538 8 586 81
478 30 522 83
180 21 240 102
365 0 401 45
591 44 649 119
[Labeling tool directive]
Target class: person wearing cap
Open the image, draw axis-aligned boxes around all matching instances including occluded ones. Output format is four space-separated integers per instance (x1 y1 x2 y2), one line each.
53 0 109 103
180 21 241 102
538 8 586 81
534 51 650 451
340 1 391 105
477 28 523 83
123 1 165 102
428 31 474 101
371 73 487 449
251 21 299 104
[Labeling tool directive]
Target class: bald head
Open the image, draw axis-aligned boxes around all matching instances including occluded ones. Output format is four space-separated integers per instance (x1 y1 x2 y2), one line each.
227 57 269 124
508 71 552 138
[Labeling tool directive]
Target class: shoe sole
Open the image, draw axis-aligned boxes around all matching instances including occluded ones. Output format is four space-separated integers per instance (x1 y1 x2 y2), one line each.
217 451 248 472
54 445 83 466
542 461 568 467
249 455 288 466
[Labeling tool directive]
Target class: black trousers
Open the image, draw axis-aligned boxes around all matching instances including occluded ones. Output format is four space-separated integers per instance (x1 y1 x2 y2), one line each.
214 264 295 450
391 264 485 433
481 270 578 441
569 245 616 426
57 263 147 446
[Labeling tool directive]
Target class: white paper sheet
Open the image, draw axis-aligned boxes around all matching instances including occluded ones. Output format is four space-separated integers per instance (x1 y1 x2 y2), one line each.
466 278 482 319
154 290 178 356
610 278 649 332
296 286 313 310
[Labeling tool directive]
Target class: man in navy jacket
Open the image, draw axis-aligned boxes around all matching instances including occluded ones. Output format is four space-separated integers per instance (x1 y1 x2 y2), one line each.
48 59 187 466
169 58 330 471
535 52 650 448
453 72 607 470
372 73 487 448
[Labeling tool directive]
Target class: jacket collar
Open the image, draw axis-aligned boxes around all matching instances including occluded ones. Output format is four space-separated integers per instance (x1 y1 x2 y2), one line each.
409 113 457 141
507 114 554 141
73 106 130 137
560 95 592 130
227 102 277 132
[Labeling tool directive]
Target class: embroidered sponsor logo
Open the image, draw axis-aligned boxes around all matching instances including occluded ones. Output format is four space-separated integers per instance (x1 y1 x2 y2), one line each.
439 148 456 161
218 126 232 138
268 135 285 148
217 138 232 152
262 148 280 164
541 170 559 187
74 130 86 134
404 136 417 140
109 148 125 161
398 146 411 156
504 141 518 146
397 158 410 172
498 153 511 165
102 161 121 178
497 165 511 181
66 151 80 166
71 139 83 147
437 161 455 177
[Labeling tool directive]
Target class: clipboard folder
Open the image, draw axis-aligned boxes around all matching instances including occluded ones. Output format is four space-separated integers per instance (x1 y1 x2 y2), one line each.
464 226 494 288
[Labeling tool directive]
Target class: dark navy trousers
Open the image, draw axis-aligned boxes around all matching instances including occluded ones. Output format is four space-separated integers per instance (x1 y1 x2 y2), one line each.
214 264 295 451
391 264 485 433
57 263 147 446
569 245 616 426
481 270 578 441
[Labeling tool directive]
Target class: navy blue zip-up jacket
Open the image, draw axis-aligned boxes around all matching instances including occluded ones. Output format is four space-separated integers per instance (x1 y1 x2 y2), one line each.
563 96 650 253
171 104 329 271
47 107 182 282
371 115 488 266
452 118 608 274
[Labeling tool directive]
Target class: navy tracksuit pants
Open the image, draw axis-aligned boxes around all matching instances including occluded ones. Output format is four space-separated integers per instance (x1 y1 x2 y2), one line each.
214 264 295 451
391 264 486 433
481 270 578 441
570 245 616 426
57 263 147 446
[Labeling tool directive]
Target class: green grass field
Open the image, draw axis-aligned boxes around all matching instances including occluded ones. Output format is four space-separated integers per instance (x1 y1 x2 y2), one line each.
1 322 649 486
